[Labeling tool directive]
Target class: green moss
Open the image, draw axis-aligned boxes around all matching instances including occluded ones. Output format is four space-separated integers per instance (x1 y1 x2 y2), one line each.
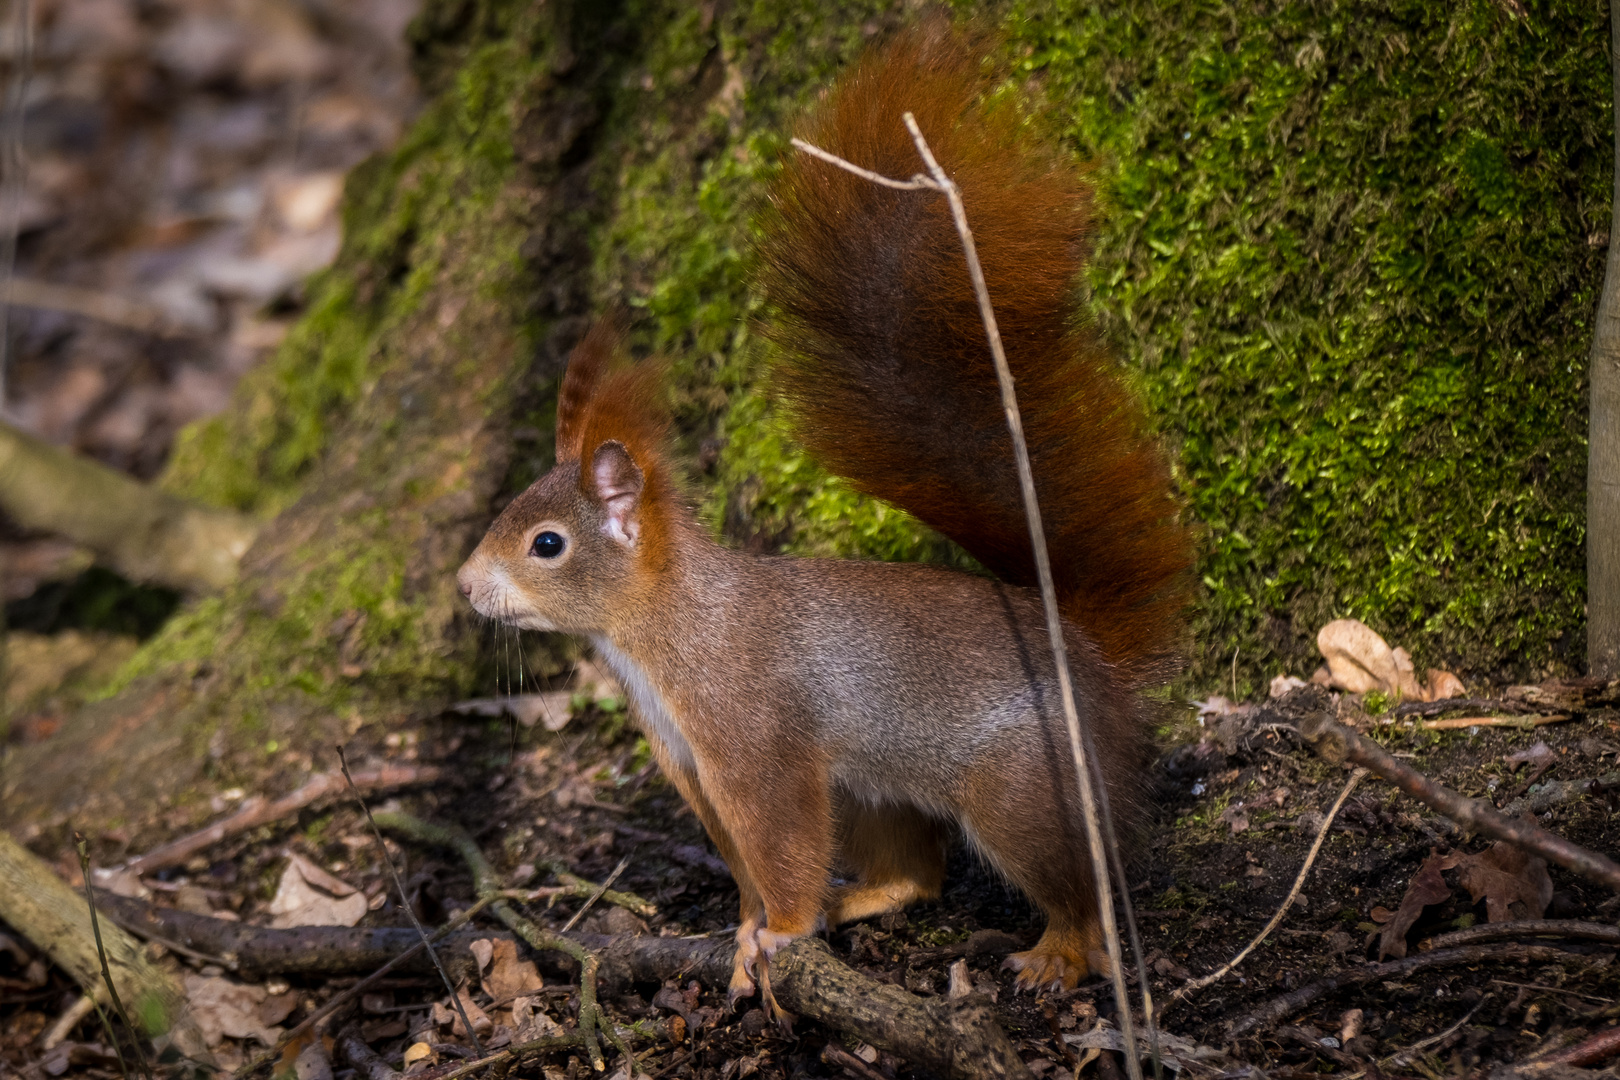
1011 0 1605 686
626 0 1606 687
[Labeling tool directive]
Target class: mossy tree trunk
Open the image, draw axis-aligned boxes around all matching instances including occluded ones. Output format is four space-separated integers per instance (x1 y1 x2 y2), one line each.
1590 0 1620 678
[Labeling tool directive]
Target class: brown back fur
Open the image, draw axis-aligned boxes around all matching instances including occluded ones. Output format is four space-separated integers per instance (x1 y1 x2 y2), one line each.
759 20 1192 681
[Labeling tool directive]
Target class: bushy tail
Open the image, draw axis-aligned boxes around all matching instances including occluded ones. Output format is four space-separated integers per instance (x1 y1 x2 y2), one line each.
758 20 1192 681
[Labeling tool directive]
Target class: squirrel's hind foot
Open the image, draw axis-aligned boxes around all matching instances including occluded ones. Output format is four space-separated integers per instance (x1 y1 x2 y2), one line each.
825 878 938 926
1003 922 1109 992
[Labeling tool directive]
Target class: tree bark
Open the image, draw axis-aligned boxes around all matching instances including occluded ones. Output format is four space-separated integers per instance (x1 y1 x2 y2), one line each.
1591 0 1620 676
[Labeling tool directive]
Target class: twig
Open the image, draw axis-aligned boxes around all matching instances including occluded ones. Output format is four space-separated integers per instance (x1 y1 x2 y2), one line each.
74 834 153 1080
1295 710 1620 891
1489 979 1614 1005
1228 944 1582 1039
337 747 483 1058
788 139 934 190
902 110 1152 1080
1422 715 1569 731
561 857 630 932
1170 769 1367 1005
373 812 622 1073
40 992 99 1051
1380 1001 1483 1068
823 1042 889 1080
543 859 657 918
336 1027 403 1080
1425 920 1620 949
123 765 442 878
1394 697 1537 719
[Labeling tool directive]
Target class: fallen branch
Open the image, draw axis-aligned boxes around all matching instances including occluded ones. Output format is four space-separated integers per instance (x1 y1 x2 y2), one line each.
122 765 444 879
95 880 1032 1080
92 890 498 977
1228 944 1583 1039
0 830 186 1041
1423 919 1620 949
1521 1024 1620 1069
1169 769 1366 1006
1421 715 1569 731
0 276 195 337
336 1028 404 1080
0 418 259 592
1295 709 1620 892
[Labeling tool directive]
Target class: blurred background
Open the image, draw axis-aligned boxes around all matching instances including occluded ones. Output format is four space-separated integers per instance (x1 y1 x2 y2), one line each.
0 0 420 606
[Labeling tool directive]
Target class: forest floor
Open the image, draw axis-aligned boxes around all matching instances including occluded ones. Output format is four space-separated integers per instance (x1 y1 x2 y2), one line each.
7 675 1620 1080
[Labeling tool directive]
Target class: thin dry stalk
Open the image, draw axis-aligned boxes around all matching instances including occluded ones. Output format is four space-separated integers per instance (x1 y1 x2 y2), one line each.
903 111 1149 1080
560 857 630 932
1170 769 1367 1005
74 834 152 1080
337 746 484 1058
788 116 1157 1080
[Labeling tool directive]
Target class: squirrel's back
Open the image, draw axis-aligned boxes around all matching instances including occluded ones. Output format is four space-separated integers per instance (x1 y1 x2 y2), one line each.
759 20 1192 682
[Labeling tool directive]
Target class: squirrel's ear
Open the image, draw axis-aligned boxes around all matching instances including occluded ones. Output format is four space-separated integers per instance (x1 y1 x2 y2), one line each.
590 441 644 548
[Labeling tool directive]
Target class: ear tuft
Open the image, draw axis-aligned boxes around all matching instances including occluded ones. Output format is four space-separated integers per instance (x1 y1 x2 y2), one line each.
592 441 644 547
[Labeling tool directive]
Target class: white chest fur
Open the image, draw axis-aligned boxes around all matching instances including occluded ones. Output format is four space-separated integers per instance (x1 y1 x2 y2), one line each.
589 635 695 771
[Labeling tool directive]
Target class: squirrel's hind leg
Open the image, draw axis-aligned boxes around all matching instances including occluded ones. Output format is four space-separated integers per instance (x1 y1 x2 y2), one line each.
958 746 1108 992
826 799 948 925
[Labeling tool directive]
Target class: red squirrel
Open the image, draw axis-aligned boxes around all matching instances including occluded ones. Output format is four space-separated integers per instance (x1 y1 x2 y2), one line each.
457 22 1192 1003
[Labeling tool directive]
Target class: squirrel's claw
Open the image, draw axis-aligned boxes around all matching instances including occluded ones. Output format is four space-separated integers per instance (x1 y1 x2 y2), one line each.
730 922 802 1029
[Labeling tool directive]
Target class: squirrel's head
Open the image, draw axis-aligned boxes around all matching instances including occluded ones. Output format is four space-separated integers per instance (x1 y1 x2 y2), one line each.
457 321 673 634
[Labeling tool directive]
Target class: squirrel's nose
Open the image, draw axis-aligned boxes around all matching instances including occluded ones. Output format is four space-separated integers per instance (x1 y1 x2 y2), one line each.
459 581 472 597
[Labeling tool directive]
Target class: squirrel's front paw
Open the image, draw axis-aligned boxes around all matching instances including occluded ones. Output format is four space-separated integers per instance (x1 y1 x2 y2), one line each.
730 923 804 1031
728 917 764 1008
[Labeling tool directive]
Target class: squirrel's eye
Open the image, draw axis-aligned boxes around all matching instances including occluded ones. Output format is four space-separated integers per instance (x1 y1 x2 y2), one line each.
531 531 566 559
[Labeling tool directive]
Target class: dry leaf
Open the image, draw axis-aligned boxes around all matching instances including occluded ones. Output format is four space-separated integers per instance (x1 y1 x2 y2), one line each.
1427 670 1466 700
1506 741 1556 773
1270 674 1307 699
1318 619 1404 695
1219 803 1251 834
1378 850 1455 959
182 974 284 1046
479 938 542 1001
267 854 368 928
1451 838 1553 923
1390 647 1426 700
469 939 495 975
